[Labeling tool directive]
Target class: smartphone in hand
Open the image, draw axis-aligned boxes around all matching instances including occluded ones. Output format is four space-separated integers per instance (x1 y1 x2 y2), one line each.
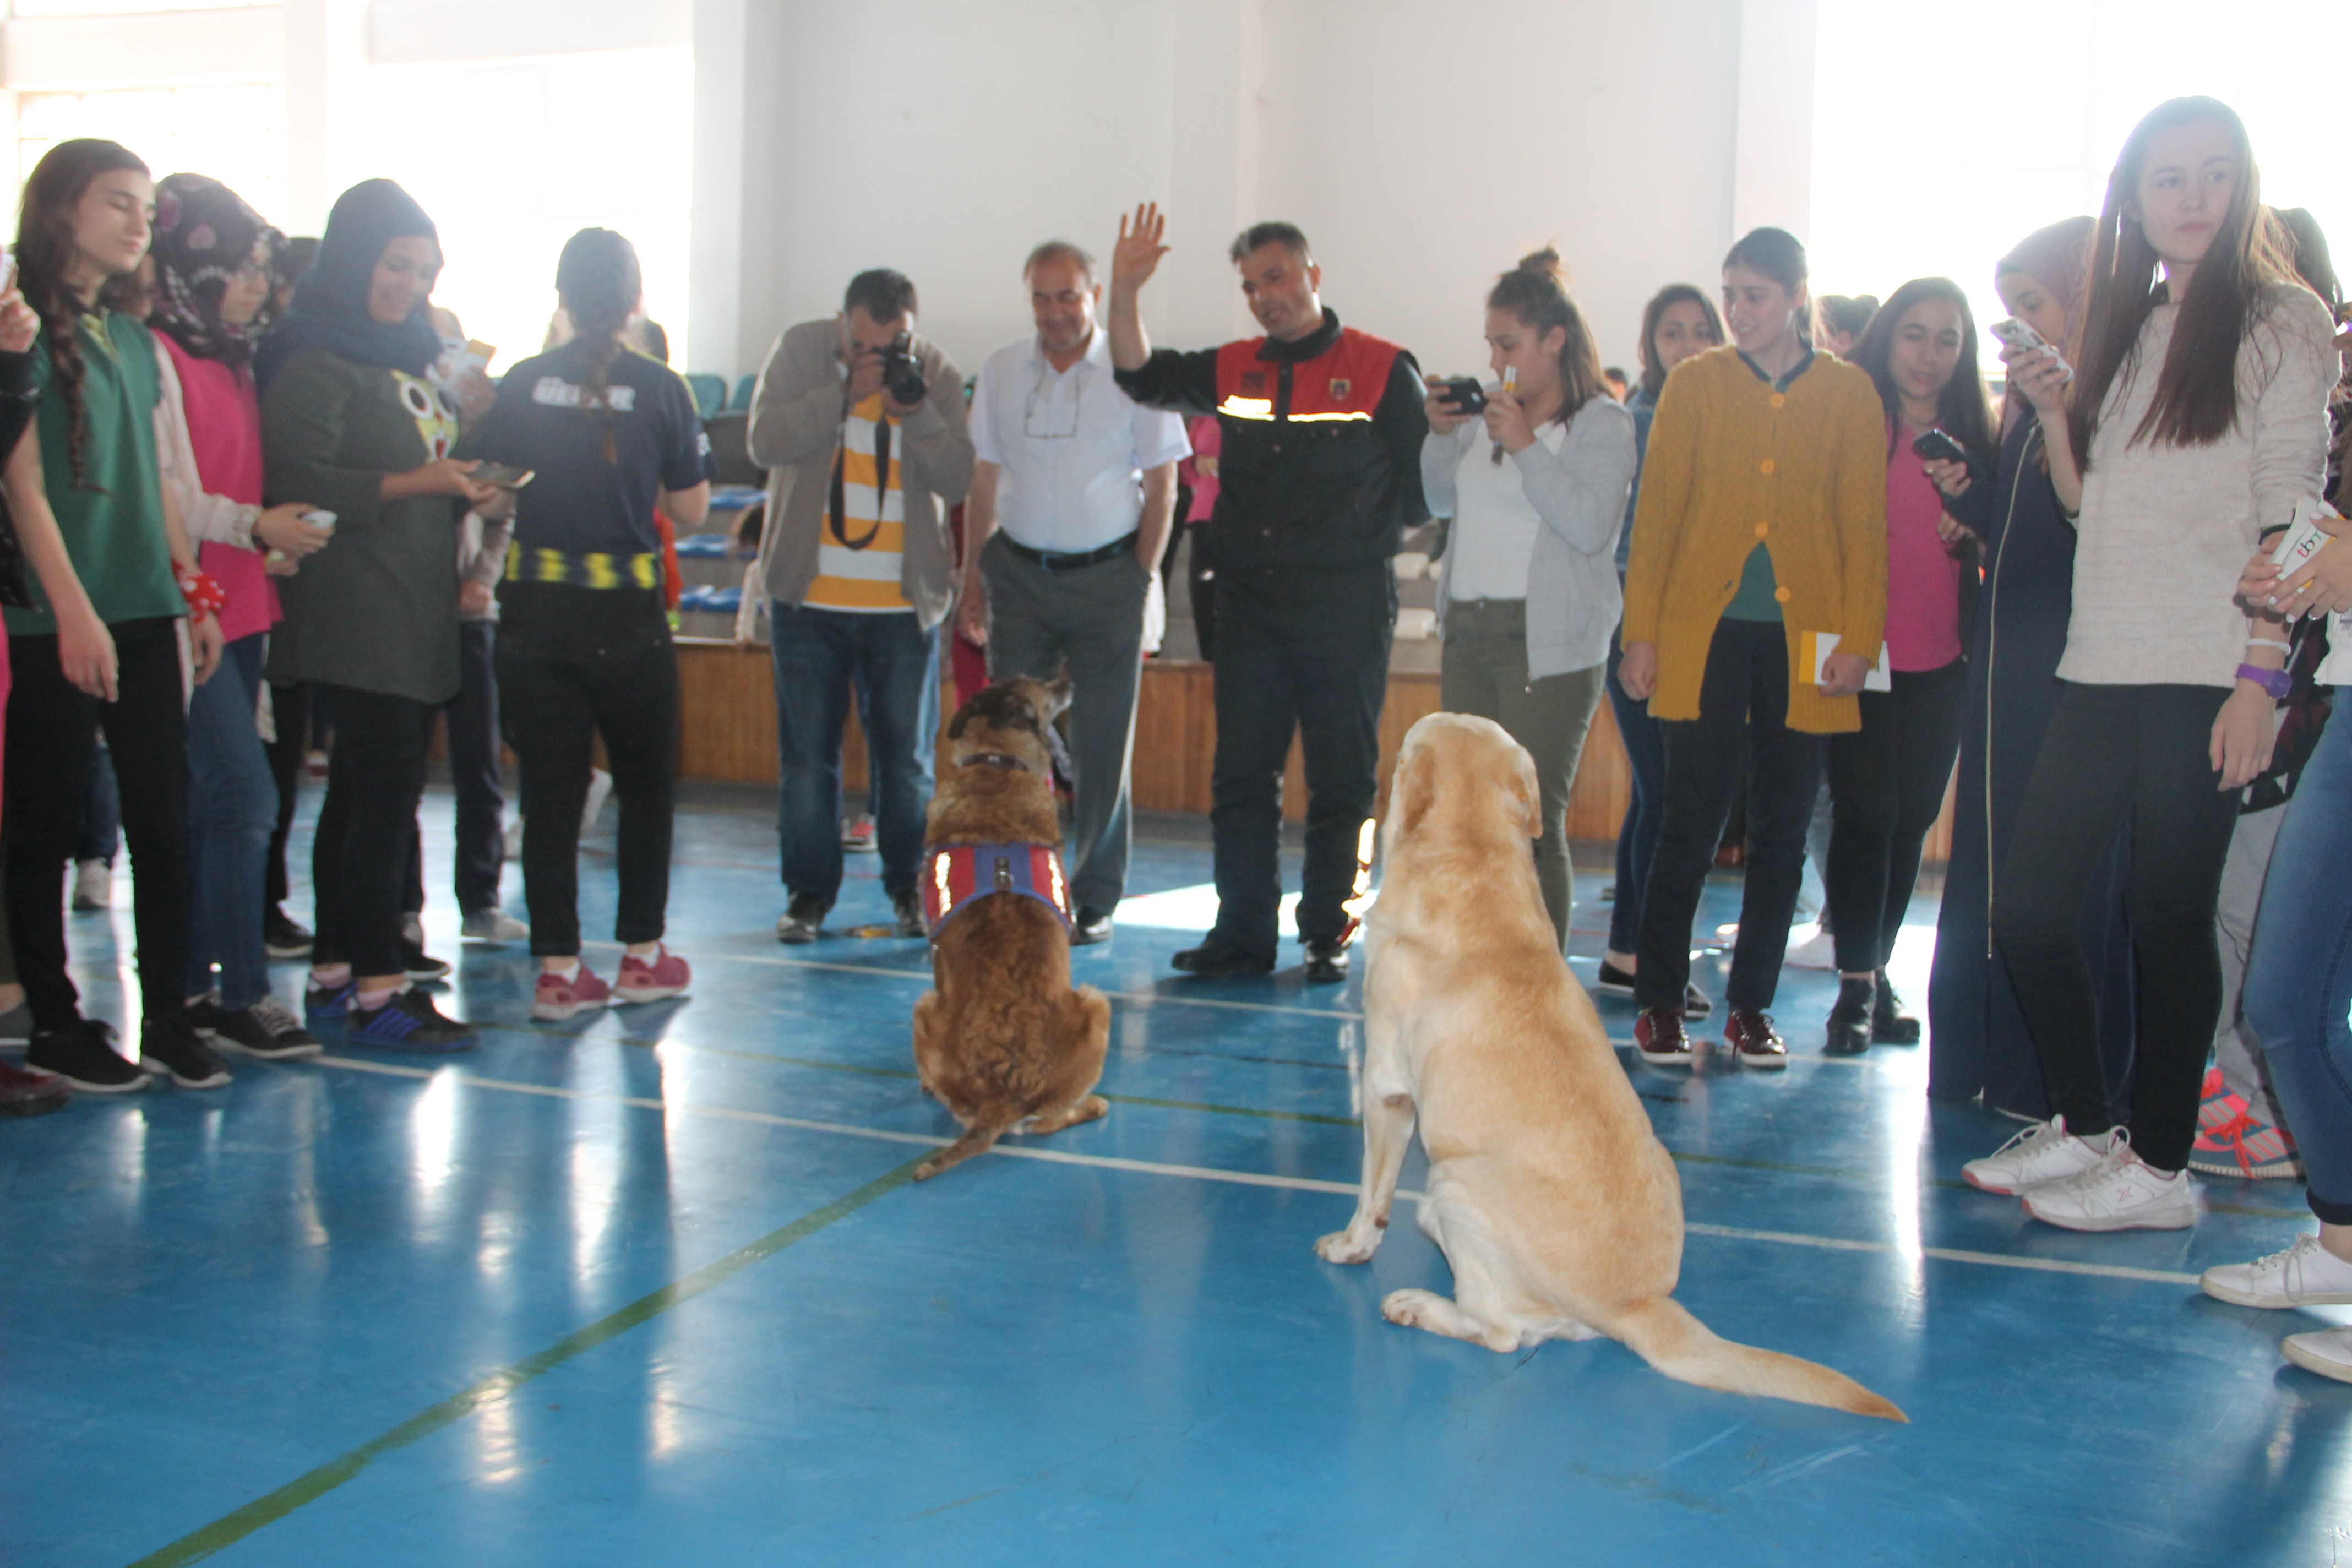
1910 427 1991 488
1438 377 1487 413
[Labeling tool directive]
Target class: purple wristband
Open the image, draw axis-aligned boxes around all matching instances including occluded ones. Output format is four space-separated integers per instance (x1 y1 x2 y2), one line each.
2236 663 2291 700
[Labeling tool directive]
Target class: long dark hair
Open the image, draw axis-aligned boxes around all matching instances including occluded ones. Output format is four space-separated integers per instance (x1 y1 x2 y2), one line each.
1485 247 1604 423
554 227 643 464
1847 277 1996 467
1635 284 1723 399
2071 96 2294 464
16 139 150 488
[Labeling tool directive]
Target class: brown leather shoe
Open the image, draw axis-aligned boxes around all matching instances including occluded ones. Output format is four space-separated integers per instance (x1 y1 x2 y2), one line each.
1723 1008 1789 1070
1635 1005 1698 1067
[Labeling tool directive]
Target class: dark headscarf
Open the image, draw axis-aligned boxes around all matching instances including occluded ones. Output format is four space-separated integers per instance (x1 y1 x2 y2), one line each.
150 173 284 366
254 178 443 391
1997 217 2095 337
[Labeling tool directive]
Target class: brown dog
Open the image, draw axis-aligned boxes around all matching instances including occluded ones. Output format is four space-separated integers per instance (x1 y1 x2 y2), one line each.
1315 712 1904 1421
911 678 1110 1182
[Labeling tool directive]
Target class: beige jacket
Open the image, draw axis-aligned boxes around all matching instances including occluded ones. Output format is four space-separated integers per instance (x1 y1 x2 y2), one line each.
744 318 973 632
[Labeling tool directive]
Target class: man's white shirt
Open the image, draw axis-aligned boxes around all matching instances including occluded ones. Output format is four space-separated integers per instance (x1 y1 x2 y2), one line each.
970 329 1190 554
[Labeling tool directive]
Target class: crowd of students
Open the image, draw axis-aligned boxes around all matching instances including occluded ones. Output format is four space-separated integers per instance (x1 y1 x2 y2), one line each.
2 92 2351 1379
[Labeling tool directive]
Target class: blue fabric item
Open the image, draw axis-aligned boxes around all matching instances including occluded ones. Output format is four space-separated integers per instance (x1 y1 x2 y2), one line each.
1604 627 1666 954
1618 386 1654 574
1928 410 2135 1117
732 374 759 411
766 601 939 903
922 842 1073 938
684 374 726 419
303 976 355 1023
2244 686 2352 1223
346 992 473 1052
72 732 119 865
254 179 443 392
184 633 278 1009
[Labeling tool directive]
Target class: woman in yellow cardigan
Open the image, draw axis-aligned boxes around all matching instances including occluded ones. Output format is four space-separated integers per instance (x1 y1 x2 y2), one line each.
1617 227 1889 1068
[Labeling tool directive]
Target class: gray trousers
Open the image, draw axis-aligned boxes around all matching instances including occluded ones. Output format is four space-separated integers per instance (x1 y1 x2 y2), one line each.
1439 598 1607 952
979 532 1150 913
2215 801 2290 1130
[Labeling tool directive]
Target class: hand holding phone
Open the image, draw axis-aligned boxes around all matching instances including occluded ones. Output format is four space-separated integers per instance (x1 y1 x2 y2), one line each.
1991 318 2072 380
1438 377 1487 414
470 462 535 490
1910 428 1991 489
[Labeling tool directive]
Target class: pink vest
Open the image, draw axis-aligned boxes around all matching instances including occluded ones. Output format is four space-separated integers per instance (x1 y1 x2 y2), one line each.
160 333 278 645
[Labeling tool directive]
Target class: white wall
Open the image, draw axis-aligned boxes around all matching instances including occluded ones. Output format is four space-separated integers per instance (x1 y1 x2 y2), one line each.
701 0 1789 383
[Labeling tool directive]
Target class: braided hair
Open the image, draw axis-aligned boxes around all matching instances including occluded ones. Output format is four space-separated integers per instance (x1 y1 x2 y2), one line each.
15 139 151 489
554 228 642 464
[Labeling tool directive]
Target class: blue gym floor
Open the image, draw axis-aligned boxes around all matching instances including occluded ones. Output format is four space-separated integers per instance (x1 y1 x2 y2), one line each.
5 782 2349 1566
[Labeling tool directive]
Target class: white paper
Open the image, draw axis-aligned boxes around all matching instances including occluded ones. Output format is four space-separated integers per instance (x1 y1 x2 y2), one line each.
1809 630 1892 692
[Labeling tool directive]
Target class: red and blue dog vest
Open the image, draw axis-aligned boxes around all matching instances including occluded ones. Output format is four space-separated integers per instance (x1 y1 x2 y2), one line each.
922 842 1074 939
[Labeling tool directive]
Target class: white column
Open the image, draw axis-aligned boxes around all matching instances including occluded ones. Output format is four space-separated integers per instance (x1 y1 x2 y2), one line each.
281 0 372 238
1730 0 1819 244
688 0 748 377
1160 0 1264 347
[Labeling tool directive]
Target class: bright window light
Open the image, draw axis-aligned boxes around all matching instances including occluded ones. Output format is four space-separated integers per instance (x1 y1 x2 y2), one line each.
11 0 271 13
1811 0 2348 355
14 84 288 242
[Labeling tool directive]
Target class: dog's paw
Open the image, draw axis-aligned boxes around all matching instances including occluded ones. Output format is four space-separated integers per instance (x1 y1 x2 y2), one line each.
1381 1288 1443 1327
1315 1228 1380 1266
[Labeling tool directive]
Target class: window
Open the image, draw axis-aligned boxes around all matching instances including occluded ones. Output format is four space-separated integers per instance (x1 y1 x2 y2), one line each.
14 84 287 235
11 0 273 12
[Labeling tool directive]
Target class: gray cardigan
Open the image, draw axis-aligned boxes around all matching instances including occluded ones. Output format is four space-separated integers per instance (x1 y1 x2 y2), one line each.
745 319 974 632
1422 391 1637 677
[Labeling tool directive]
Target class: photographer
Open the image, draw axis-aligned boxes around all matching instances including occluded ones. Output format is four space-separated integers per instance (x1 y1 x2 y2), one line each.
744 269 973 944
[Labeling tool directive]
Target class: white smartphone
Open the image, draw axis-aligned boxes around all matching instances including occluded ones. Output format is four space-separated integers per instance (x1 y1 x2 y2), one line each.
2270 495 2340 573
1991 318 2071 380
303 508 337 533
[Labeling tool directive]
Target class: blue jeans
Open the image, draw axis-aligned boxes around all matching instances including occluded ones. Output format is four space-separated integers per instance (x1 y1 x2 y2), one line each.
1604 627 1666 954
2244 686 2352 1224
186 633 278 1009
767 602 938 905
74 733 121 864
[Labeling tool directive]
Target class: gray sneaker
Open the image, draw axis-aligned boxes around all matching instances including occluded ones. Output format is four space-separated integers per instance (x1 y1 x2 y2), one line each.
776 892 827 945
461 909 530 944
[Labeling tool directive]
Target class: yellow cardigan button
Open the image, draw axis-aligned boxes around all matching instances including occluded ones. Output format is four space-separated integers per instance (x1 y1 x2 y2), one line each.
1770 393 1787 410
1773 586 1791 603
1754 522 1769 539
1760 458 1776 475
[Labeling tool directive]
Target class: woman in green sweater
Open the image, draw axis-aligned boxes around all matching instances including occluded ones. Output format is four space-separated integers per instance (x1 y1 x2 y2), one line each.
257 179 497 1050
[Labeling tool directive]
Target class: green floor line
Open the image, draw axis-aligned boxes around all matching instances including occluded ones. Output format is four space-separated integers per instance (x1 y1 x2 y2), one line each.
124 1155 932 1568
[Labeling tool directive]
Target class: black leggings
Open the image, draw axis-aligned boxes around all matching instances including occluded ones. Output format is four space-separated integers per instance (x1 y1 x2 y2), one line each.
1825 658 1967 974
497 583 677 957
310 684 435 978
1991 683 2239 1172
3 619 191 1032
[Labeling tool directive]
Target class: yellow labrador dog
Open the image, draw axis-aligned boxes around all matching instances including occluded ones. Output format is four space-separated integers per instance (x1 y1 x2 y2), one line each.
1315 713 1904 1422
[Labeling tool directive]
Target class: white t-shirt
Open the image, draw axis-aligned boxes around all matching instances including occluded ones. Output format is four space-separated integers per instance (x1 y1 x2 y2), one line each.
970 329 1190 554
1444 413 1571 601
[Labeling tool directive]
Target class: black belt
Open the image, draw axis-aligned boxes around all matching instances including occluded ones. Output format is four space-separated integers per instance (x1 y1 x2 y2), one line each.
999 530 1137 573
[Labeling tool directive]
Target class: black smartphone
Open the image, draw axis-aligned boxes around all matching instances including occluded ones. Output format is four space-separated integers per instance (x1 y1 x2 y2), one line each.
470 462 536 489
1910 428 1989 487
1438 377 1487 413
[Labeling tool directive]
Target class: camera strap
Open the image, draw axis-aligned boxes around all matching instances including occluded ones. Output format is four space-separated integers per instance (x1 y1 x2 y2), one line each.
827 405 894 551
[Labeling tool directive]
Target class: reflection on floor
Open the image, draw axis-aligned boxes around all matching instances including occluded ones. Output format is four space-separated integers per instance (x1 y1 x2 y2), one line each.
3 785 2344 1566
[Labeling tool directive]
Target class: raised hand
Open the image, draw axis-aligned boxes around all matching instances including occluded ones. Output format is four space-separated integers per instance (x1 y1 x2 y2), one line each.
1113 202 1170 292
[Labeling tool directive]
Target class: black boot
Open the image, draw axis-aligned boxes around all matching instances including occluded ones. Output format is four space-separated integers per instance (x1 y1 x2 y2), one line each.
1826 976 1874 1057
1872 969 1921 1044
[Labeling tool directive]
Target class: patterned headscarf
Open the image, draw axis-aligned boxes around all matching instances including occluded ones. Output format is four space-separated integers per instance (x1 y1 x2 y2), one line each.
150 173 285 365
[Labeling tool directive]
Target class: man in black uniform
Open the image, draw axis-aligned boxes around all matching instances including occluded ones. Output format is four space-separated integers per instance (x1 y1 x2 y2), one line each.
1109 203 1427 983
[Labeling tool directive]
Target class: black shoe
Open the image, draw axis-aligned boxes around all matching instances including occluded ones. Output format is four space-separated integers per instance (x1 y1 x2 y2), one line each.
25 1019 149 1093
400 940 452 982
776 891 828 945
1594 959 1637 994
191 995 324 1060
1170 944 1275 978
892 890 926 939
1304 941 1352 984
1872 969 1921 1044
1825 977 1874 1057
263 905 314 959
348 987 478 1052
1071 906 1114 946
1681 982 1713 1019
138 1016 232 1088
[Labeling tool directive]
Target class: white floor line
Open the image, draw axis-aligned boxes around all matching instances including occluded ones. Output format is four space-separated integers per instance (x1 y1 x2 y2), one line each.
314 1056 2198 1288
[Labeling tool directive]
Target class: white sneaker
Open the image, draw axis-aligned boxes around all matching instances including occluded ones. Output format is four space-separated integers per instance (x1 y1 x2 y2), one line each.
580 769 613 839
461 909 530 944
1961 1115 2120 1195
2022 1144 2198 1231
2283 1326 2352 1384
1783 923 1837 971
71 859 110 911
2201 1234 2352 1308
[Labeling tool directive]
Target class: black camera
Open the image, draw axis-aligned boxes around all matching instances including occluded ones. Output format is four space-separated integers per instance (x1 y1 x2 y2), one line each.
1438 376 1487 413
878 333 928 406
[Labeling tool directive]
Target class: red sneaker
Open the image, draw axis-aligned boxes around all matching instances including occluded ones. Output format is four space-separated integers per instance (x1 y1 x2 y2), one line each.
532 962 612 1022
615 946 691 1005
1723 1008 1789 1070
0 1059 70 1118
1635 1006 1698 1068
2190 1066 2302 1179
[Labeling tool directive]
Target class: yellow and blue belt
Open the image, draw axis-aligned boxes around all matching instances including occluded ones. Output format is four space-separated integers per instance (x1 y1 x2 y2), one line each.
504 542 663 591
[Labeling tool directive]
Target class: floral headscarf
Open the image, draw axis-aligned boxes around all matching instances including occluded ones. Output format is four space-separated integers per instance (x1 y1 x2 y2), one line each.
150 172 285 364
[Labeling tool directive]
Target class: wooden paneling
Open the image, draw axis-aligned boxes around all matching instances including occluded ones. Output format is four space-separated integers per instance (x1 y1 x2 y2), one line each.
674 639 1956 859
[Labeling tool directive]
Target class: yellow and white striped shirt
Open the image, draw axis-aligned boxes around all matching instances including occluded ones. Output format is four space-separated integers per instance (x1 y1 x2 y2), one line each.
805 391 912 612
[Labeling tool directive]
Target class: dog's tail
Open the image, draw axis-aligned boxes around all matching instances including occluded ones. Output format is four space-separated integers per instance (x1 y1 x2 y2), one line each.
914 1119 1012 1182
1607 1297 1907 1422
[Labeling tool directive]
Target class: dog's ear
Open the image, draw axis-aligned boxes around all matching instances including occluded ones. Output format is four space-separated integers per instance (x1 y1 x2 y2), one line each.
946 703 973 741
1389 739 1436 838
1509 751 1541 840
1038 677 1074 723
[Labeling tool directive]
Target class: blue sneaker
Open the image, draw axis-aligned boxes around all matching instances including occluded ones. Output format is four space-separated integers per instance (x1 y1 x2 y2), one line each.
306 976 356 1025
347 987 477 1052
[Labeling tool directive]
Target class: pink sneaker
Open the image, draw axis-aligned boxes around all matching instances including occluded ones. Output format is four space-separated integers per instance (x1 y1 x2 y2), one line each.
532 962 612 1022
2190 1067 2302 1179
616 945 690 1005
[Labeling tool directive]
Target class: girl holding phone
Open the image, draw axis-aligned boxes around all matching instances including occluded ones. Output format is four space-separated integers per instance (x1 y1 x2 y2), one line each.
1962 98 2338 1230
1819 278 1995 1054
